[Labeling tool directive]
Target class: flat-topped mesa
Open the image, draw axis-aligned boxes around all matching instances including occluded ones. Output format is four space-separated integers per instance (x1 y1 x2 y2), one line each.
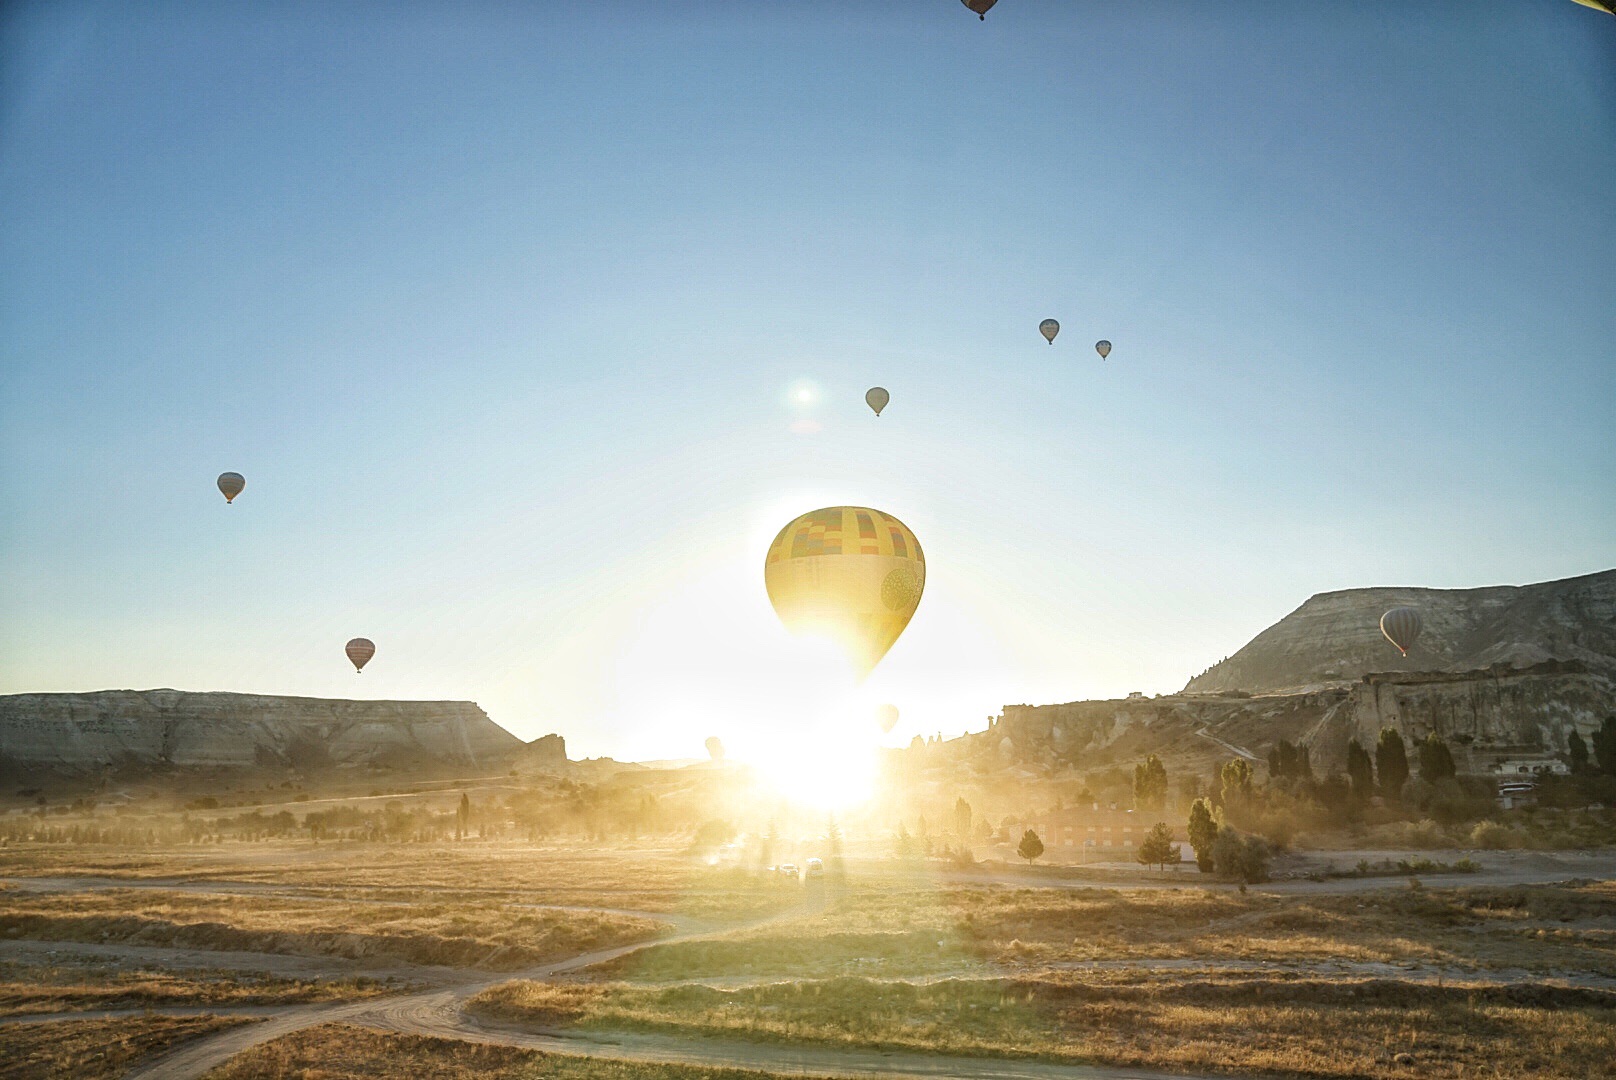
0 689 525 779
1183 568 1616 694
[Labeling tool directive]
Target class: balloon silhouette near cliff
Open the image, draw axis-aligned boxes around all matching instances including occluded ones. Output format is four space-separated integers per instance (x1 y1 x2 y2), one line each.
345 638 376 673
1380 608 1423 657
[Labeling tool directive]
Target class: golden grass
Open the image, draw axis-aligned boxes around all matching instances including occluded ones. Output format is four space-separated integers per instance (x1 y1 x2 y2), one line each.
0 888 668 970
0 1015 258 1080
0 956 398 1014
0 841 794 920
602 880 1616 979
470 973 1616 1079
200 1022 819 1079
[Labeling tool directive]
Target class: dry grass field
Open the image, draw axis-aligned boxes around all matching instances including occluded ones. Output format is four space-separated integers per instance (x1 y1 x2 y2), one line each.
597 878 1616 980
0 954 398 1014
3 839 1614 1079
0 842 795 918
199 1023 809 1080
0 1015 259 1080
0 885 668 970
470 973 1615 1079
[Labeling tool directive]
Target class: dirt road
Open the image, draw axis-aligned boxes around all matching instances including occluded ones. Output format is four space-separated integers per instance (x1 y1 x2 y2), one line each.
108 897 1234 1080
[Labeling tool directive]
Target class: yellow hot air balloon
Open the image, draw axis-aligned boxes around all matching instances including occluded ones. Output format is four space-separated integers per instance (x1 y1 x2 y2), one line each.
217 472 245 503
764 507 924 679
345 637 375 673
876 703 899 734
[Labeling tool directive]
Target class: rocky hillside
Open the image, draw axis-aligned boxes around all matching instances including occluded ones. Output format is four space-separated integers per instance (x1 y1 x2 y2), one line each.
954 659 1613 778
0 689 527 782
1184 569 1616 694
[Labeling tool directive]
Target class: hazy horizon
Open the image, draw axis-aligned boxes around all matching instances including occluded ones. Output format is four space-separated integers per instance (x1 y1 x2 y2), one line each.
3 2 1613 761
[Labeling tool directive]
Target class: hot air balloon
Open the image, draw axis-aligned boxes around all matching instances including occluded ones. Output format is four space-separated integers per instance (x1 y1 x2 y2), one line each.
1380 608 1422 657
764 507 924 679
865 387 890 417
962 0 998 19
876 703 899 734
345 637 376 673
1570 0 1614 14
217 472 245 504
1039 319 1060 344
705 736 725 763
1095 340 1112 360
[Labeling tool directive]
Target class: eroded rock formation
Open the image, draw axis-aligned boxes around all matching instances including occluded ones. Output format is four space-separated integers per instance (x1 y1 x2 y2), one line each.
0 689 525 781
1184 569 1616 694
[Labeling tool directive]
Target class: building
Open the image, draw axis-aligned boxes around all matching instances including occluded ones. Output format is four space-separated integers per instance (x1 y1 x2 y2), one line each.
1025 803 1177 863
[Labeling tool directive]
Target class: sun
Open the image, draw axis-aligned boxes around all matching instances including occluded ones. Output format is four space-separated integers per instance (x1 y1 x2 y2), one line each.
732 698 880 815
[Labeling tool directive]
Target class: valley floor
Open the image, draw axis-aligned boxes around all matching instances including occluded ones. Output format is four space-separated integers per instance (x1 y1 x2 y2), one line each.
1 842 1613 1079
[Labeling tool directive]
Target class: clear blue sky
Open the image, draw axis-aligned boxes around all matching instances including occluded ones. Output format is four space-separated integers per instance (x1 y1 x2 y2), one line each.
3 1 1612 761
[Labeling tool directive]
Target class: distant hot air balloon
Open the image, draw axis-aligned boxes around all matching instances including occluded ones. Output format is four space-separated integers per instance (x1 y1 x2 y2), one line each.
764 507 925 679
1095 340 1112 360
876 703 899 734
866 387 890 417
705 735 725 763
1039 319 1060 344
1570 0 1614 15
1380 608 1423 657
217 472 245 504
962 0 998 19
345 637 376 673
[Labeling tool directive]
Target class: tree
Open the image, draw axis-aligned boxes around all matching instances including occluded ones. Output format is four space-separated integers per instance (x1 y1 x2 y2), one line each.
1219 759 1255 823
1315 773 1352 818
1347 739 1375 804
1211 826 1270 883
1186 798 1218 873
954 797 973 839
1569 729 1590 774
456 792 470 841
1266 740 1314 784
1136 822 1180 871
1593 716 1616 777
1017 829 1044 865
1416 733 1456 783
1133 755 1169 813
1376 729 1410 802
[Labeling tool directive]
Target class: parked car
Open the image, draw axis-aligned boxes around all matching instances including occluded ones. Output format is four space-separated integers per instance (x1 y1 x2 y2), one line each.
778 863 799 881
805 857 824 879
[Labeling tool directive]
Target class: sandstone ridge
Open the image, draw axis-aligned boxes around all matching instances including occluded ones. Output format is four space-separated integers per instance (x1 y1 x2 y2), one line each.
0 689 528 781
1184 568 1616 694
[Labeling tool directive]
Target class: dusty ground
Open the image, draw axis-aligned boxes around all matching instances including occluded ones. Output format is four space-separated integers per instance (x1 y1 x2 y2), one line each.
1 841 1612 1079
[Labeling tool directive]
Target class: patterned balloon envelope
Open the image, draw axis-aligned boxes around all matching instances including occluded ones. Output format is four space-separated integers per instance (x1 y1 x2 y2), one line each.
345 637 376 673
764 507 925 679
1380 608 1422 657
217 472 245 503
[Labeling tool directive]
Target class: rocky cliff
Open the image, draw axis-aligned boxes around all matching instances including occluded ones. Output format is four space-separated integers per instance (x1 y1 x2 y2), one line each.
1184 569 1616 694
0 689 526 782
953 659 1613 778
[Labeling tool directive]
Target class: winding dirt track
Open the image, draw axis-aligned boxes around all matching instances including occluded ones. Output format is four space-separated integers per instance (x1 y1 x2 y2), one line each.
108 906 1219 1080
